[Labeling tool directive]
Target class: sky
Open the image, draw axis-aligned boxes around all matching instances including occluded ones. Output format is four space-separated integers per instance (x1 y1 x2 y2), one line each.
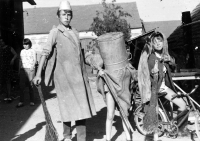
23 0 200 21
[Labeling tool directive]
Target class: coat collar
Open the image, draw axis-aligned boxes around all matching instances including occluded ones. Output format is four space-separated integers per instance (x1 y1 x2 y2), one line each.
56 24 80 54
57 24 72 32
57 24 77 45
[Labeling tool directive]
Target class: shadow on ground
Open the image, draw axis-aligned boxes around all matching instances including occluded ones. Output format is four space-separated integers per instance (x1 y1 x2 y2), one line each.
11 122 46 141
69 107 124 141
0 65 97 141
0 78 56 141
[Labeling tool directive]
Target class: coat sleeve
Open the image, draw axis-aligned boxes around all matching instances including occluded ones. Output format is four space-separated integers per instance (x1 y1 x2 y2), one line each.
43 28 58 86
42 28 57 57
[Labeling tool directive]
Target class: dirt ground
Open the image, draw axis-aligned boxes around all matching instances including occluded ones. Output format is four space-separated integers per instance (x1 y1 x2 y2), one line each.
0 66 199 141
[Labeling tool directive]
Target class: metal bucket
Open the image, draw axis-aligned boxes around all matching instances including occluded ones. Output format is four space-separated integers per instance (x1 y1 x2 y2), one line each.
97 32 128 71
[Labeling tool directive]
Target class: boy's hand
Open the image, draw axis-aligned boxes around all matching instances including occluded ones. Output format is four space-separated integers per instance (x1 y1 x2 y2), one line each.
33 76 41 86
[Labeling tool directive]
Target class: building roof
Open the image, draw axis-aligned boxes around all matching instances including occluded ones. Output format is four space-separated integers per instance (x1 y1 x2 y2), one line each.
168 3 200 52
24 2 142 35
23 0 36 5
167 2 200 68
143 20 182 38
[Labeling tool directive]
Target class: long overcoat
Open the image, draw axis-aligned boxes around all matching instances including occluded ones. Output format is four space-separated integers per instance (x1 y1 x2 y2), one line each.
42 24 96 122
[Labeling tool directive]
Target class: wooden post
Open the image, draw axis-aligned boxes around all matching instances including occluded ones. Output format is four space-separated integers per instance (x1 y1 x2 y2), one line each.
0 0 13 45
13 0 24 53
182 11 195 68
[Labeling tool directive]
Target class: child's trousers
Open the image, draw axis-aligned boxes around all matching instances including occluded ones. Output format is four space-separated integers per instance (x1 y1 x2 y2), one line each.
19 68 35 102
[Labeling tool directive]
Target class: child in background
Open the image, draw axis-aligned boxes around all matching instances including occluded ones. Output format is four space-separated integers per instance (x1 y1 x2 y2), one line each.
16 38 36 108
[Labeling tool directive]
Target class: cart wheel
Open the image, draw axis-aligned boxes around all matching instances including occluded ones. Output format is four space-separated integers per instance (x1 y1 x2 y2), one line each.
133 105 166 137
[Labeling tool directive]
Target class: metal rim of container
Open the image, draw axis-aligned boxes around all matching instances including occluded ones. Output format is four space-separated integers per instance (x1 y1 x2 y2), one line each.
97 32 124 42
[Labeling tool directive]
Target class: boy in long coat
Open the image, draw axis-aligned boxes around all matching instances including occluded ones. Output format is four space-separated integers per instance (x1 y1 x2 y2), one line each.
33 1 96 141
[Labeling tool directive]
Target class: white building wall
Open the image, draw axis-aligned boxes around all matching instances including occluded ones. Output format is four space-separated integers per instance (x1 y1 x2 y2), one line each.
130 28 143 40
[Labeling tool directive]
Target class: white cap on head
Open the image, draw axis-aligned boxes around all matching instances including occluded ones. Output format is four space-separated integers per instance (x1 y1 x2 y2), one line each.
59 0 72 11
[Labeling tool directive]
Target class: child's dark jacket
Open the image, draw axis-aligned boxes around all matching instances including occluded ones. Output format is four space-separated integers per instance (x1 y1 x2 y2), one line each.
148 53 176 93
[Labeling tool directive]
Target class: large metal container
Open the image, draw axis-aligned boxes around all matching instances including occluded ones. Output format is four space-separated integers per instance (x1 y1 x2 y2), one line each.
97 32 128 71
